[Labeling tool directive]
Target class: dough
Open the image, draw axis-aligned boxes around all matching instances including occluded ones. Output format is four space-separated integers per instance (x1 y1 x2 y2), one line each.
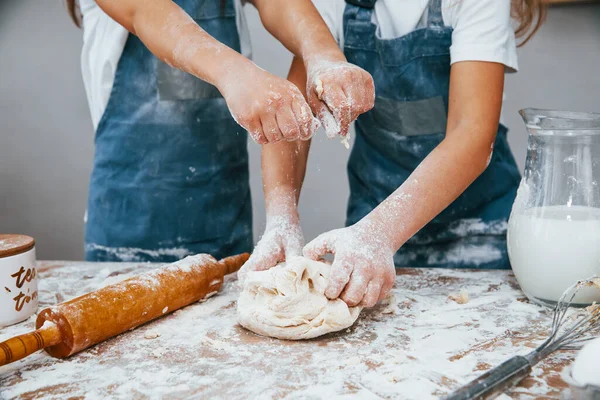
237 256 363 340
315 79 324 100
448 289 469 304
144 330 160 339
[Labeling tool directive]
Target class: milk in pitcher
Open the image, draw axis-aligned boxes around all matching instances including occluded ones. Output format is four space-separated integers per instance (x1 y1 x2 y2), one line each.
508 205 600 305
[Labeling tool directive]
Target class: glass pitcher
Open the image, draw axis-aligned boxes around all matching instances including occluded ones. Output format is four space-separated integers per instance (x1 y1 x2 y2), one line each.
508 109 600 307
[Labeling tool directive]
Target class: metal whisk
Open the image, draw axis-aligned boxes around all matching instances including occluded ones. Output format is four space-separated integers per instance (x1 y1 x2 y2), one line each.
445 278 600 400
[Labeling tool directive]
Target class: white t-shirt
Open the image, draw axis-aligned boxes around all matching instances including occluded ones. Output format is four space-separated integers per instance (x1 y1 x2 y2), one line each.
79 0 251 130
313 0 518 71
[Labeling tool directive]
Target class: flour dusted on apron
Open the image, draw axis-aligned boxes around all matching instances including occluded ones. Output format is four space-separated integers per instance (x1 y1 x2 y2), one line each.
342 0 521 269
85 0 252 262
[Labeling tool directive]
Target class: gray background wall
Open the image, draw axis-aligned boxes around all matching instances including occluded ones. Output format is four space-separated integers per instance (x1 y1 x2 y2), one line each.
0 1 599 260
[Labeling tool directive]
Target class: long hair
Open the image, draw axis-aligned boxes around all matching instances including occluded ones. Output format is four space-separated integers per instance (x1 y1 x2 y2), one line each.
512 0 547 46
65 0 81 28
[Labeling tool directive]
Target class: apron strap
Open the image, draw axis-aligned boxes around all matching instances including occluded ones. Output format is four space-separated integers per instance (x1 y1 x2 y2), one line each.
427 0 444 28
345 0 376 22
345 0 376 9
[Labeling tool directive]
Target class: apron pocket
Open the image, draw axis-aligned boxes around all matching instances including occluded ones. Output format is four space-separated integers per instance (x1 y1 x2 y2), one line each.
371 95 447 136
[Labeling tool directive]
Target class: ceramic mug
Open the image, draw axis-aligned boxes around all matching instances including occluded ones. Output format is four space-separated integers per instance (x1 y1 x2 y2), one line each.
0 235 38 327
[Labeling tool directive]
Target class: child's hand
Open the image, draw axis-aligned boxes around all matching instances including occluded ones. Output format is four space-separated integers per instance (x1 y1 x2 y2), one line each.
303 219 395 308
306 59 375 139
220 63 320 144
238 214 304 284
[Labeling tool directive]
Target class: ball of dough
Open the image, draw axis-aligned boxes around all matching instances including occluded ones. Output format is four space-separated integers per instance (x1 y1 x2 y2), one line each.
237 256 363 340
572 337 600 387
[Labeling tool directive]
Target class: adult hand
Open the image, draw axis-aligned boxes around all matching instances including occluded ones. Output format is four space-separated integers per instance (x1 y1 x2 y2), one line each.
220 63 320 144
303 219 395 308
305 59 375 139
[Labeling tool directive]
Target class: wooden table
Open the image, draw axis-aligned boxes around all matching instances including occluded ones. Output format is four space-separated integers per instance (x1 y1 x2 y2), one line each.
0 261 576 399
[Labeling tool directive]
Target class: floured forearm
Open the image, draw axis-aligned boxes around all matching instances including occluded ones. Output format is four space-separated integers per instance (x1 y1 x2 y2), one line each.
262 57 311 216
363 61 505 251
262 141 310 217
364 134 493 250
96 0 248 88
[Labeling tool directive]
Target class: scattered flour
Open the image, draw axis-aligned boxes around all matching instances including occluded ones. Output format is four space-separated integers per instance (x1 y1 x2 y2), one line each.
151 347 167 358
0 262 560 399
388 349 407 365
344 356 361 366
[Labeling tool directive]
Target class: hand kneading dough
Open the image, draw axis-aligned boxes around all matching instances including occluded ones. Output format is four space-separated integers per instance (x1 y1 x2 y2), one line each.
237 256 363 340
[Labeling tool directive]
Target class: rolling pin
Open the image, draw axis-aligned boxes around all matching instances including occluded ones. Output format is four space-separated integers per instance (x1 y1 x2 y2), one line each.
0 253 249 366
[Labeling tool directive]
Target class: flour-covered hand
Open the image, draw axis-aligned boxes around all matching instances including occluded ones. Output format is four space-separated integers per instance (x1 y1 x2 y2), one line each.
306 60 375 139
303 220 395 308
220 63 320 144
238 214 304 284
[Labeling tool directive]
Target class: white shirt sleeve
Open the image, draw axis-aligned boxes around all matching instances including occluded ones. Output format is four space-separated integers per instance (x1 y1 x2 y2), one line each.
80 0 129 130
445 0 518 72
236 0 252 58
311 0 345 48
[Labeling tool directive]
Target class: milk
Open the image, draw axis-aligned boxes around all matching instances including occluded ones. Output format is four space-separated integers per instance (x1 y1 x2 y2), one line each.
508 205 600 305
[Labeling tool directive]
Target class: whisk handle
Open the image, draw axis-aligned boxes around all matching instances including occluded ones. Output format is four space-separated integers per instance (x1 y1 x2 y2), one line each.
443 356 532 400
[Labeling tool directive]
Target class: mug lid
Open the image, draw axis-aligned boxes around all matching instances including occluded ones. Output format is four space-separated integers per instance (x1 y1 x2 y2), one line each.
0 234 35 259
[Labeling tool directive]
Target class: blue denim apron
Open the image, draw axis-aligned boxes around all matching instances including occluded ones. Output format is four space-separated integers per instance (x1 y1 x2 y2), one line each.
343 0 521 269
85 0 252 262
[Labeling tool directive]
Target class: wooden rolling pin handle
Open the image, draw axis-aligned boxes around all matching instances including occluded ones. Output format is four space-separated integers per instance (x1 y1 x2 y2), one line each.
0 322 61 366
218 253 250 275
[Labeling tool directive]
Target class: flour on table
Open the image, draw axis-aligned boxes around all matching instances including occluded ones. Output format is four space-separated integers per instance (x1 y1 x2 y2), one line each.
344 356 361 366
388 349 407 364
0 261 568 399
237 256 363 340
